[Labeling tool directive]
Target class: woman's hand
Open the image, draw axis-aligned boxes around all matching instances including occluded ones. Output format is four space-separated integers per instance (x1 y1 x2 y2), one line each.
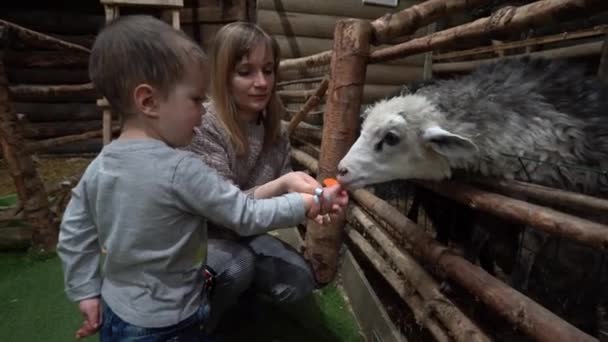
253 171 320 199
280 171 320 194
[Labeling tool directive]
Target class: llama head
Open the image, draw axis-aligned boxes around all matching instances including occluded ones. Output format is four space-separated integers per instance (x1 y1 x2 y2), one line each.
337 94 479 189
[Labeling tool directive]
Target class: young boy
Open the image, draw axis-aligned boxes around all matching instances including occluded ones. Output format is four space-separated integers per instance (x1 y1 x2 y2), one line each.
57 15 346 341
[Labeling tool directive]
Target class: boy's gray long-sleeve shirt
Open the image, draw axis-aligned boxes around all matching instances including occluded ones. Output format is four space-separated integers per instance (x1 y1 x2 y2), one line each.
57 139 306 328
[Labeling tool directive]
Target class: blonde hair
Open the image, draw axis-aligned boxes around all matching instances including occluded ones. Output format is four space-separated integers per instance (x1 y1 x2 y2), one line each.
208 21 282 156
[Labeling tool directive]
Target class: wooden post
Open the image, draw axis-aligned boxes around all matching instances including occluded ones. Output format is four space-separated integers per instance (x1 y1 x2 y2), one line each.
423 23 436 81
0 30 57 254
97 98 112 145
171 9 180 29
304 19 371 284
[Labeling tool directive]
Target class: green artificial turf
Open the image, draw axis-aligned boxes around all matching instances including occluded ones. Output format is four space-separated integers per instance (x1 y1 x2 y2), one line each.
0 252 96 342
0 252 362 342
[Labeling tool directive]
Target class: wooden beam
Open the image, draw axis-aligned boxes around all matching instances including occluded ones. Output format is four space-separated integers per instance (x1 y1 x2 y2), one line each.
277 76 326 87
276 35 426 64
370 0 604 64
25 126 119 153
0 19 90 53
287 78 329 135
100 0 183 6
279 50 332 73
0 11 103 35
258 9 427 42
289 121 323 145
472 178 608 220
434 24 608 61
14 103 100 122
179 0 246 23
257 0 419 21
347 229 451 342
350 205 491 342
370 0 491 44
416 180 608 250
291 136 321 160
9 83 96 102
258 9 341 40
352 188 596 342
339 248 410 342
433 40 603 73
6 68 89 85
279 84 402 103
23 120 102 139
39 139 102 155
4 50 89 68
280 63 423 85
0 226 32 251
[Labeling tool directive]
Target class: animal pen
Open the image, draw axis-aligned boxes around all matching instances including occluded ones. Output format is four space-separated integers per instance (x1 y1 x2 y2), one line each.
280 0 608 341
0 0 607 341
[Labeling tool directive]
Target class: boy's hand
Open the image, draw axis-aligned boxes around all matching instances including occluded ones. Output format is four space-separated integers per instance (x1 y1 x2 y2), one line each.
76 297 102 339
303 184 349 221
320 184 349 216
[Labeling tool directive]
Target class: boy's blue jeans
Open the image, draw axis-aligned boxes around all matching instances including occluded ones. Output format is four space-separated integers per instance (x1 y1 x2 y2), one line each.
100 299 211 341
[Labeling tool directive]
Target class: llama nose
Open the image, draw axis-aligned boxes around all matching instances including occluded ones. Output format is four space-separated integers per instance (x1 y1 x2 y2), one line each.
338 167 348 176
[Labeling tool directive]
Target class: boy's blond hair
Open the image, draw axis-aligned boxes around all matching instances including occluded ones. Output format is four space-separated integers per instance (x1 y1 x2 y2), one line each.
89 15 207 119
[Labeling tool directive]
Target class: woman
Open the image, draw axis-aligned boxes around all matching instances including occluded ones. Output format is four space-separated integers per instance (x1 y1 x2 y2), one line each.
187 22 321 332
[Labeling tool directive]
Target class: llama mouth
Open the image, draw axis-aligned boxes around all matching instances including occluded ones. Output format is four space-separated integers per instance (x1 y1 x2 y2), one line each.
337 175 367 190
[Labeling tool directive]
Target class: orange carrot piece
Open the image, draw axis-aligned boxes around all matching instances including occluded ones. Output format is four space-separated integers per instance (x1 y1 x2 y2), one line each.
323 178 339 187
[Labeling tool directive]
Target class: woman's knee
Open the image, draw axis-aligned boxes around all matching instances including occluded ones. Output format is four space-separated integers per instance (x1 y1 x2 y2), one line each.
207 239 256 294
246 234 316 303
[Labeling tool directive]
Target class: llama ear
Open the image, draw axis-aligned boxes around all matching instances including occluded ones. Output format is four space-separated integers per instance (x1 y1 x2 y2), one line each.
422 126 478 158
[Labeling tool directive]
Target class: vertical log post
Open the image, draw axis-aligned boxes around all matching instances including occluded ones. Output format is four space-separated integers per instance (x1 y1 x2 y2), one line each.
304 19 371 283
0 28 57 254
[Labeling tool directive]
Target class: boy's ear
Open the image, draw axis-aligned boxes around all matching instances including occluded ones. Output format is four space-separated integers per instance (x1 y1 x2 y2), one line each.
133 84 159 118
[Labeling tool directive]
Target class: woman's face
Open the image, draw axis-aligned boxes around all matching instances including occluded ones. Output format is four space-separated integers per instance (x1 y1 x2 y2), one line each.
230 43 275 122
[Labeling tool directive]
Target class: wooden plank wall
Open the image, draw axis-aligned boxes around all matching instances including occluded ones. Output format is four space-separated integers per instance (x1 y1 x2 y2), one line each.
180 0 254 51
257 0 429 123
0 1 105 155
0 0 252 155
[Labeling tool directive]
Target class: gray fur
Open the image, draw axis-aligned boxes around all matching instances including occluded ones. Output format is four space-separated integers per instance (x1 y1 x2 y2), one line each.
338 57 608 336
339 57 608 196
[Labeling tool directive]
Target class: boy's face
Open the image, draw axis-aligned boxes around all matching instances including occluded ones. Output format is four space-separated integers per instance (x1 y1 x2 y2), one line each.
156 66 207 147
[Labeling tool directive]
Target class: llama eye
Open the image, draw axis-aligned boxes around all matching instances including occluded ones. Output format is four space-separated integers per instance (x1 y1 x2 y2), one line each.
384 132 400 146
